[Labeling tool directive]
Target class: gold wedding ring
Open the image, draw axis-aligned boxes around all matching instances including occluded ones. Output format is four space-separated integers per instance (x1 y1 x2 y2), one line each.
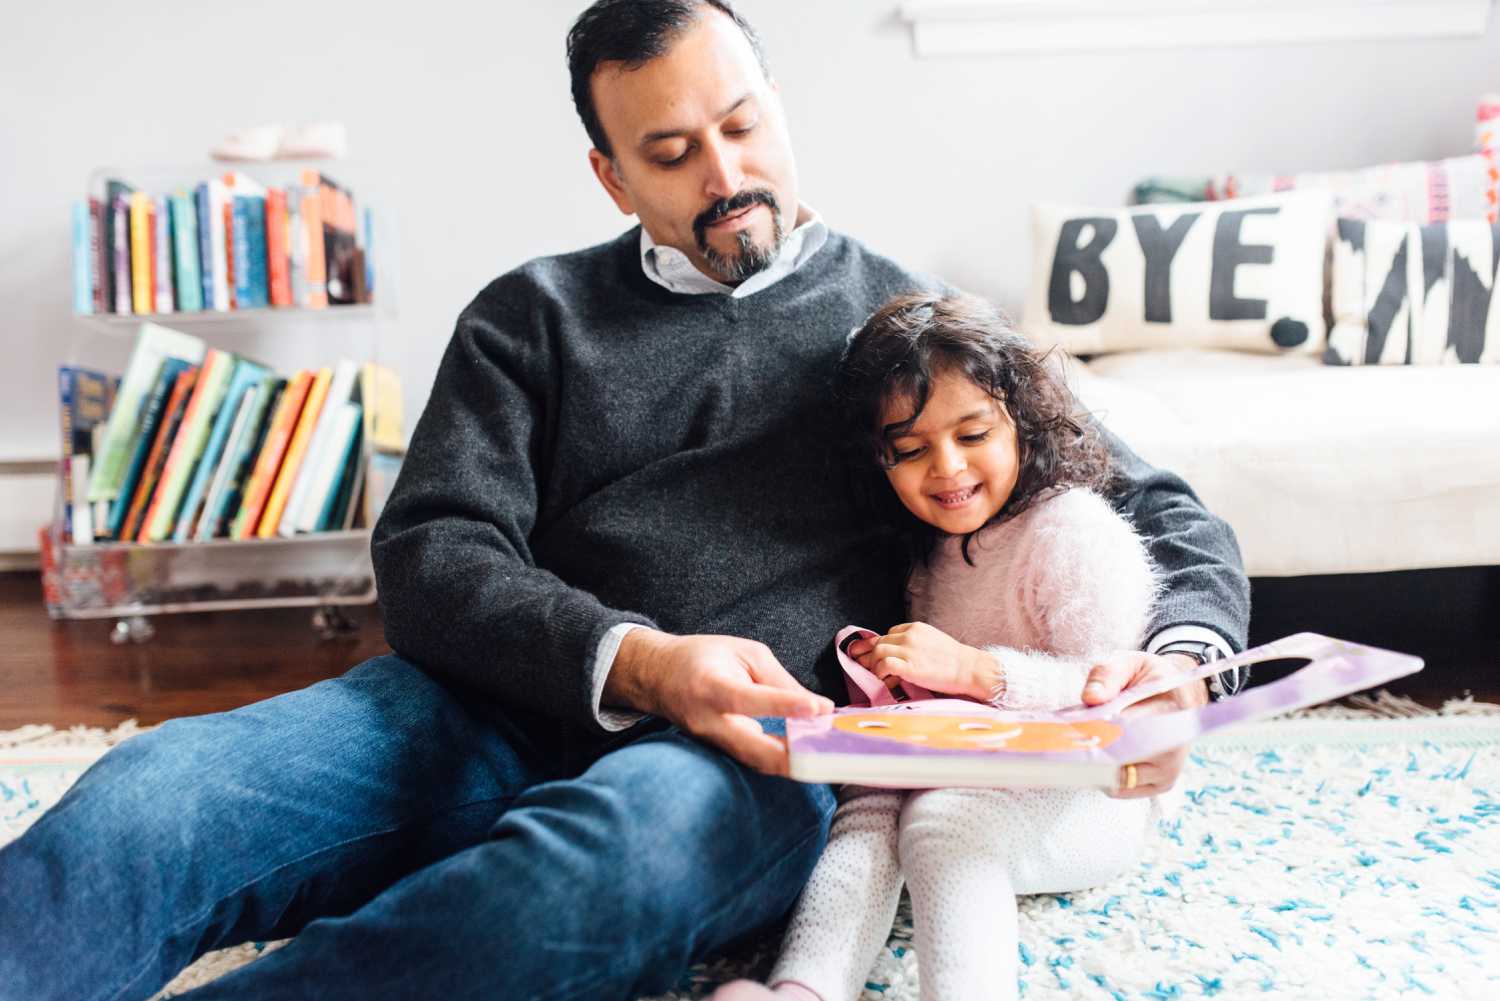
1123 763 1139 791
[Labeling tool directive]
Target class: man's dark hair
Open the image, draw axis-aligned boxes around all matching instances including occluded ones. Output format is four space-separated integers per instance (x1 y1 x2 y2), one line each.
567 0 769 158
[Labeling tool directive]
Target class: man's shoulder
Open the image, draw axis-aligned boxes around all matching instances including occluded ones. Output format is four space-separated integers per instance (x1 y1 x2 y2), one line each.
465 228 640 318
819 229 950 299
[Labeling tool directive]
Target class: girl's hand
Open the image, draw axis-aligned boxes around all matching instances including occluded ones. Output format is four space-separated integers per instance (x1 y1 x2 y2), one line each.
846 622 999 700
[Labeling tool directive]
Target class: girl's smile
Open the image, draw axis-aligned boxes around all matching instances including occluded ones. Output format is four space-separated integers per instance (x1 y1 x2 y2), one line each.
880 370 1021 536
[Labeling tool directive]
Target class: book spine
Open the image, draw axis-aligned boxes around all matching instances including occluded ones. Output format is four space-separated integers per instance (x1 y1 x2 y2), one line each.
210 181 231 311
282 358 356 535
71 201 93 314
245 196 269 309
257 367 331 537
223 197 236 309
195 184 214 311
266 188 291 307
287 187 307 307
58 368 76 541
129 192 153 315
122 367 198 543
298 173 327 308
153 194 174 313
105 359 184 540
172 192 204 312
70 454 94 544
231 196 251 309
112 194 132 314
141 350 225 542
191 382 258 541
309 403 361 532
211 379 283 539
232 373 311 539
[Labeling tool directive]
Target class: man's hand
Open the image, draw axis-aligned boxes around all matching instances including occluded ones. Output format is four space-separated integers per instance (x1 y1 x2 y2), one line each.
846 622 996 700
605 628 833 777
1082 651 1208 799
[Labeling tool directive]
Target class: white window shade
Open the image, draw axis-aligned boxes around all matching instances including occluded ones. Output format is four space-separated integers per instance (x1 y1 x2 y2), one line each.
898 0 1494 56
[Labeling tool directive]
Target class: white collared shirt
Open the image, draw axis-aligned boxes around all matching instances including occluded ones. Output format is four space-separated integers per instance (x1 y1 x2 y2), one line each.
638 208 828 299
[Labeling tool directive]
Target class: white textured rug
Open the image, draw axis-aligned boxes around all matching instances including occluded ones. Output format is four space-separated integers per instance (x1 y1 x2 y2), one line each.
4 698 1499 1001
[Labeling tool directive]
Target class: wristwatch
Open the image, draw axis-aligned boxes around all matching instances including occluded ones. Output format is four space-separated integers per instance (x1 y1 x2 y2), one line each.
1156 640 1238 699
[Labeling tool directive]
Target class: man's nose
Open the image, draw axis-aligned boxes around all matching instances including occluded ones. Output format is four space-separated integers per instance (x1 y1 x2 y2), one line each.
700 137 744 201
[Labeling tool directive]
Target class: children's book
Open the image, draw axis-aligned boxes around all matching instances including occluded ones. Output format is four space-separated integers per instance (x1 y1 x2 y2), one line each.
785 629 1424 790
87 322 205 505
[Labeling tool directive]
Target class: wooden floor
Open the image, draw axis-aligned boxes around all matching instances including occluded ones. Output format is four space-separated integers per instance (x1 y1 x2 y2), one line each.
0 572 390 728
1 566 1495 730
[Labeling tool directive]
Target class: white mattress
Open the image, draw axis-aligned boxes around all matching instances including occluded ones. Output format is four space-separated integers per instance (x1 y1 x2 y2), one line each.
1066 349 1500 577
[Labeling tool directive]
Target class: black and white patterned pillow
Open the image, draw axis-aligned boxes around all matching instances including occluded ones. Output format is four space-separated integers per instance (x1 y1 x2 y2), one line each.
1023 192 1332 356
1327 217 1500 365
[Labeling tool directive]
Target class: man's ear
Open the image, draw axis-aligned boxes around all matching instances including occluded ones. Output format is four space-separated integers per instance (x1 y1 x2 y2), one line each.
588 149 636 216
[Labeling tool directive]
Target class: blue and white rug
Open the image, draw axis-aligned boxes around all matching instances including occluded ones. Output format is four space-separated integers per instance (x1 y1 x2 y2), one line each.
4 707 1499 1000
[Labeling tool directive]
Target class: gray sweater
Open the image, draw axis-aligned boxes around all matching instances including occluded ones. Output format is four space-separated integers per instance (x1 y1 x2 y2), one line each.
371 228 1250 739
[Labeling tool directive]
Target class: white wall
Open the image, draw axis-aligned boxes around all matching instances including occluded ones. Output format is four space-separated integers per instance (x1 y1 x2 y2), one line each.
1 0 1496 550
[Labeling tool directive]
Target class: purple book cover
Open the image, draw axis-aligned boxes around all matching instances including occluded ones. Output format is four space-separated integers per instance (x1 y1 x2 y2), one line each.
111 194 132 314
785 633 1423 789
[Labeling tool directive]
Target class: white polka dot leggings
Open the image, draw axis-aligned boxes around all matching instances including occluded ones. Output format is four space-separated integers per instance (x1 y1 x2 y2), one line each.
769 784 1152 1001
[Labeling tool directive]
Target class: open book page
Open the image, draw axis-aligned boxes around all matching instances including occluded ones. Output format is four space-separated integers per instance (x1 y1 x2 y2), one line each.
785 632 1423 790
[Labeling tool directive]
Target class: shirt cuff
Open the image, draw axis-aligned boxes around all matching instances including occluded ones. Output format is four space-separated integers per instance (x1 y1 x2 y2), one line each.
1146 624 1244 699
592 622 649 732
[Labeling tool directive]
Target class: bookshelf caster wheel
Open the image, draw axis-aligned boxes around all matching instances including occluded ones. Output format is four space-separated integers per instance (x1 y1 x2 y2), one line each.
110 615 156 645
312 605 358 640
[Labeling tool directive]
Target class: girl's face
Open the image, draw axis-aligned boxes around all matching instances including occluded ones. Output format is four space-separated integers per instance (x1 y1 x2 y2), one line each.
879 369 1021 536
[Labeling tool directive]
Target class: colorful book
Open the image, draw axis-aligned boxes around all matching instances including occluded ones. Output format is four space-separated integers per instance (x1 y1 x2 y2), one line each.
87 322 206 504
170 191 203 312
152 193 174 314
286 185 308 307
89 193 108 313
71 201 93 314
211 377 285 539
205 179 231 311
119 366 198 542
173 358 270 542
256 367 331 537
231 371 312 539
139 349 235 542
265 188 291 307
359 361 404 453
323 419 365 531
297 173 328 308
102 179 133 313
105 357 191 541
111 189 133 314
785 632 1424 790
317 173 360 304
298 402 361 533
57 367 118 542
281 359 357 535
225 172 268 310
129 192 154 315
193 382 261 541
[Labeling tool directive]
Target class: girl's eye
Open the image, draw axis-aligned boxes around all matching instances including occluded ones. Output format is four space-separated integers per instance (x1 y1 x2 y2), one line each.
959 431 991 445
726 121 757 137
891 447 924 463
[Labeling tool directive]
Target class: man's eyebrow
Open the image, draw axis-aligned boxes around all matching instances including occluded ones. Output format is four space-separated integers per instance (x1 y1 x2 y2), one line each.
638 93 754 147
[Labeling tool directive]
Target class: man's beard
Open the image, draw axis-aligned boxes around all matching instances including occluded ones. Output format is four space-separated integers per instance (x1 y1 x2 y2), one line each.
693 189 786 283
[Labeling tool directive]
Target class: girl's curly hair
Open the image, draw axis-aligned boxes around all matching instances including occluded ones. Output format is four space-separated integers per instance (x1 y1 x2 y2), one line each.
833 291 1116 568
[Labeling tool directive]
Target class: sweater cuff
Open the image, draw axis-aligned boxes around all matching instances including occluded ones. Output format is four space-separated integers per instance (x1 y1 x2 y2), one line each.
592 622 650 732
983 646 1093 712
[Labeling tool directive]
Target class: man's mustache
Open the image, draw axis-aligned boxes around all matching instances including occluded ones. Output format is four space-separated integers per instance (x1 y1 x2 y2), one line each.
693 189 780 241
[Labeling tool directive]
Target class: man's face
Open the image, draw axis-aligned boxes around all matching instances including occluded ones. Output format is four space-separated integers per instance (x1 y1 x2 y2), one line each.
587 10 799 284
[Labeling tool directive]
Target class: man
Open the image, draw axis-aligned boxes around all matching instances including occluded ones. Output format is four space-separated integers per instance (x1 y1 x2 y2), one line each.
0 3 1249 999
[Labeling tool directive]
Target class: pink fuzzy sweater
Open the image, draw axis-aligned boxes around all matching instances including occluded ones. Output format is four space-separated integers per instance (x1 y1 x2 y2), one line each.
906 488 1161 712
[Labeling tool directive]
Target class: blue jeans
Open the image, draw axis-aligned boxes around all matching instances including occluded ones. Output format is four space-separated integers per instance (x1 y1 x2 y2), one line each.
0 654 835 1001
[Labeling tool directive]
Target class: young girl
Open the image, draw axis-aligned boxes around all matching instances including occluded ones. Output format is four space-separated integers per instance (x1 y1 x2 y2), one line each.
712 292 1161 1001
